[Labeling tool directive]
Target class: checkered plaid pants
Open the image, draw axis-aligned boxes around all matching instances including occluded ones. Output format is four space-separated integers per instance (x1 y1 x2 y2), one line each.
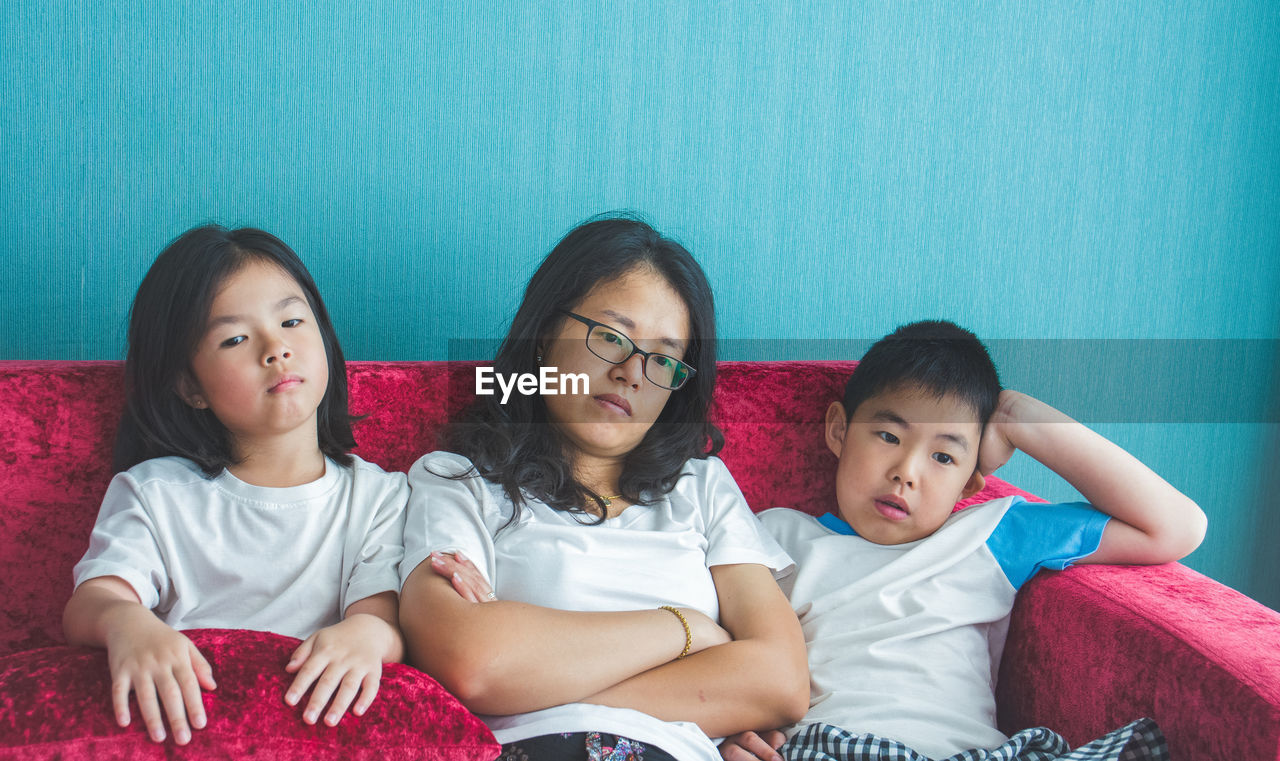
780 718 1167 761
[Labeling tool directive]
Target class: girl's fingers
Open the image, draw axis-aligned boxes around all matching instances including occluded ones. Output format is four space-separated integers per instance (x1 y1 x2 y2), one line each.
132 678 166 743
111 675 133 727
175 663 207 731
286 635 316 674
352 671 381 716
156 671 192 744
302 667 345 725
190 644 217 691
285 654 326 706
322 670 366 726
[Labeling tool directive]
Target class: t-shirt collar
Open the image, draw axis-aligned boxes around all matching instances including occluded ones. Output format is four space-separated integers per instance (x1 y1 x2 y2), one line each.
818 512 859 536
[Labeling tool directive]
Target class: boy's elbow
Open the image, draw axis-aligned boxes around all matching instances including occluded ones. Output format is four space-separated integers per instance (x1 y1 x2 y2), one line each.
1150 498 1207 563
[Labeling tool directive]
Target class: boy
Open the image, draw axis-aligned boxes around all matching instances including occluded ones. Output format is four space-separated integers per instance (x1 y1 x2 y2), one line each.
722 320 1205 761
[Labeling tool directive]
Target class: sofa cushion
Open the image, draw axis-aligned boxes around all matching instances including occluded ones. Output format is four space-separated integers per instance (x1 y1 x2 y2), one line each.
0 628 499 761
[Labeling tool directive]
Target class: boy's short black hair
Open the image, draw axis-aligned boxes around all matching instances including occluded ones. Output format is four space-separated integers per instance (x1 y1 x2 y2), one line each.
843 320 1002 426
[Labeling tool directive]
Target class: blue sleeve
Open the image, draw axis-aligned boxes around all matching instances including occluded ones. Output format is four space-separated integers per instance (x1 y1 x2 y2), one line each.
986 497 1110 590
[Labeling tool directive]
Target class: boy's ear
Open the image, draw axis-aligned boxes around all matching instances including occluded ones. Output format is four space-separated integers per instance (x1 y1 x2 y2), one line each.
961 469 985 500
824 401 848 458
176 374 207 410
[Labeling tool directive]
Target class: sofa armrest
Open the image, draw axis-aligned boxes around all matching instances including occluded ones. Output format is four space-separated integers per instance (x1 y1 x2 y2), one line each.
996 563 1280 759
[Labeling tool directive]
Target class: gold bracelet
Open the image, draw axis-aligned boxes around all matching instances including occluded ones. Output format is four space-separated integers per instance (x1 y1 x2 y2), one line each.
660 605 692 659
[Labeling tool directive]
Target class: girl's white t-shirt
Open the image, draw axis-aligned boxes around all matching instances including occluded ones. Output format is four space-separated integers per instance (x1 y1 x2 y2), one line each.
401 451 793 761
73 455 408 640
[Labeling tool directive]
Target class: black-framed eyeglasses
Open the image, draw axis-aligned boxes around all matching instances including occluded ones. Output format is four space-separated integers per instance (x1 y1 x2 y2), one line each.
558 310 696 390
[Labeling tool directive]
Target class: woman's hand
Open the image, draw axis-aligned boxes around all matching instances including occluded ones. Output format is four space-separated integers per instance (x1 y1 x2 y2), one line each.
284 614 396 726
719 730 787 761
428 551 497 603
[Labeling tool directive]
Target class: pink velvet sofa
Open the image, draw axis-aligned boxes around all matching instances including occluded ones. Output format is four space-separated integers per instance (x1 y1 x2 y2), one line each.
1 360 1277 760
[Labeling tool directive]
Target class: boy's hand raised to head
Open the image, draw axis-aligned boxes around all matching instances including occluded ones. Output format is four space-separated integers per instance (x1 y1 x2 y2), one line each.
977 389 1029 476
977 389 1207 566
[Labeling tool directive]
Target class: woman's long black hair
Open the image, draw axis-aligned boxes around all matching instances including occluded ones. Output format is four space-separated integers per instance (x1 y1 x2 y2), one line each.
440 214 723 524
113 224 357 475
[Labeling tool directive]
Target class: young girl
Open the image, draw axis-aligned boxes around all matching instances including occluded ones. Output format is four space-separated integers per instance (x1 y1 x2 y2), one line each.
398 216 809 761
63 225 407 746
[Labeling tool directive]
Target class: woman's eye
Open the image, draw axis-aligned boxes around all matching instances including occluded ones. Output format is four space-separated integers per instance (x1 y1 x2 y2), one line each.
220 336 246 348
933 452 955 465
282 318 302 328
602 332 623 345
876 431 899 444
653 355 673 368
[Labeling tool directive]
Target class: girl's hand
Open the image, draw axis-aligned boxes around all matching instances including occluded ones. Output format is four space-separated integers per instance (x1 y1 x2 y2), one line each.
105 611 216 745
719 729 787 761
428 551 497 603
284 614 394 726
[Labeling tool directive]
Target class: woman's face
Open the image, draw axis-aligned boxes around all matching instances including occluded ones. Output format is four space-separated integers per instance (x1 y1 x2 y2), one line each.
540 265 692 465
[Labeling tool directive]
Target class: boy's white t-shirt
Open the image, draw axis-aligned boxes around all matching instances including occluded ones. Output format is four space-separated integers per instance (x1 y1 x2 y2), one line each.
401 451 794 761
74 455 408 640
758 497 1108 759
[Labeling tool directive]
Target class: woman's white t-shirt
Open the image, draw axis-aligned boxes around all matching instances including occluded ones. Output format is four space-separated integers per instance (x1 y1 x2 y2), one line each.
401 451 792 761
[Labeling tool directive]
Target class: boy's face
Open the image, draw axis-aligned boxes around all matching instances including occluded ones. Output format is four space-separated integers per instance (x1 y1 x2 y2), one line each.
826 386 985 545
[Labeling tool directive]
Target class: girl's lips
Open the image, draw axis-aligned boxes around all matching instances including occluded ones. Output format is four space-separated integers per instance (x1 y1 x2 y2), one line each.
269 375 303 393
594 394 632 416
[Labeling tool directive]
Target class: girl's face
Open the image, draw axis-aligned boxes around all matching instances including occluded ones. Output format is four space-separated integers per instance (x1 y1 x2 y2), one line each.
540 265 692 465
183 259 330 456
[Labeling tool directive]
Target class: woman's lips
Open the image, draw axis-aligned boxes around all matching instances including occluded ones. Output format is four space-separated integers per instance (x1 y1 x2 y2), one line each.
594 394 632 416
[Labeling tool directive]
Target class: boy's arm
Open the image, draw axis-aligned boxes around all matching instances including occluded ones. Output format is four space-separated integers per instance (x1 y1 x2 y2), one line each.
979 390 1207 565
283 590 404 726
63 576 216 744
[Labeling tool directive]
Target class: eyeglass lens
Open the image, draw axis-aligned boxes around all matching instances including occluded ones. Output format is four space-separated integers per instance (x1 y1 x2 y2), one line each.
585 325 691 389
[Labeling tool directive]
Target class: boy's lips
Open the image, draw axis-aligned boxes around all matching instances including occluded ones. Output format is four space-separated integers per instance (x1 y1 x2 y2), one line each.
874 494 910 521
268 375 303 393
594 394 632 416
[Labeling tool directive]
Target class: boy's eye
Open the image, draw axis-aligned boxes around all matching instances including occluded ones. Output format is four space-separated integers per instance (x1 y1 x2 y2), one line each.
220 336 246 348
282 318 302 328
933 452 955 465
876 431 899 445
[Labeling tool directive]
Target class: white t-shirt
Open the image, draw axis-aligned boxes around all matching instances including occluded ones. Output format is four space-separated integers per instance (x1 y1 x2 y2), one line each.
74 455 408 640
758 497 1108 759
401 451 793 761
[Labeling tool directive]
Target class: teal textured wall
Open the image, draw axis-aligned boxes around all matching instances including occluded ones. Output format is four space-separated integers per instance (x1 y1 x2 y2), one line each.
2 2 1277 607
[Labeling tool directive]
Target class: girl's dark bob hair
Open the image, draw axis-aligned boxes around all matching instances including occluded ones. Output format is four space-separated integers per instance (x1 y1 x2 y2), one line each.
114 224 356 475
441 213 723 523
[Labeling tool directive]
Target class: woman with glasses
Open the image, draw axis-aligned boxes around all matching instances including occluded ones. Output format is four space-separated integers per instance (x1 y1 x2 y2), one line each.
398 216 808 761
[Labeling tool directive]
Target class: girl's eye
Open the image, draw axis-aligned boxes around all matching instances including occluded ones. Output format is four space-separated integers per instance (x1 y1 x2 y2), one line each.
220 336 246 348
876 431 899 445
933 452 955 465
282 319 302 328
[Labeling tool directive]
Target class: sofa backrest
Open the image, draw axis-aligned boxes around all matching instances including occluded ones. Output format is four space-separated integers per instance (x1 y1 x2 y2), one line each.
0 360 1030 656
